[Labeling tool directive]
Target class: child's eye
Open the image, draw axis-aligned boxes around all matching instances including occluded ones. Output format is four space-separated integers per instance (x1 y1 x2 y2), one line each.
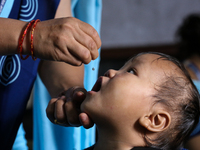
127 68 137 75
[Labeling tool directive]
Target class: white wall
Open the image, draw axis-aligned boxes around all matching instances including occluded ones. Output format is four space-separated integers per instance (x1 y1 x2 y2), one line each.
101 0 200 48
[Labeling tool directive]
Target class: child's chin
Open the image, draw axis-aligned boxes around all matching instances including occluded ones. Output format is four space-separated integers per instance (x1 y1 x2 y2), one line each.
80 101 95 115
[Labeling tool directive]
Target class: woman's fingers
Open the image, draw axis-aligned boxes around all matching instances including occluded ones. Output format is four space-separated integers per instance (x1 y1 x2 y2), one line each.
46 87 94 128
34 17 101 65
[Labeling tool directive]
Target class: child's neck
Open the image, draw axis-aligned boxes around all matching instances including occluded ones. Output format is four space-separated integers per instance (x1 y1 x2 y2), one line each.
93 126 145 150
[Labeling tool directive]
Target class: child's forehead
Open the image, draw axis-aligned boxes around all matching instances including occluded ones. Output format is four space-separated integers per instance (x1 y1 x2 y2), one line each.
130 53 164 64
129 53 180 74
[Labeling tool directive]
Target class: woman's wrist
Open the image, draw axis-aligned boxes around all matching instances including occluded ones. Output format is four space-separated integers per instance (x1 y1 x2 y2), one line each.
18 19 40 60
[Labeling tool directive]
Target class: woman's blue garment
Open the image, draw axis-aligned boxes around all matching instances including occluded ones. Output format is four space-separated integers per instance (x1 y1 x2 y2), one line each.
32 1 102 150
0 0 60 149
12 124 28 150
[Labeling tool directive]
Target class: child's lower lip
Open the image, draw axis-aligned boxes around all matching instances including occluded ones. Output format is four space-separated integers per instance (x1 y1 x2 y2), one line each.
87 91 97 95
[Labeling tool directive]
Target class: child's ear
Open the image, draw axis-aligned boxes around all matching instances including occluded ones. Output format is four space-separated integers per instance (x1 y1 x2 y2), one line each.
139 110 171 132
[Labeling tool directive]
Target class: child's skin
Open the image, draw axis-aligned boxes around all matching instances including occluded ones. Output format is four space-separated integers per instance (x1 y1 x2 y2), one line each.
47 52 197 149
81 53 181 150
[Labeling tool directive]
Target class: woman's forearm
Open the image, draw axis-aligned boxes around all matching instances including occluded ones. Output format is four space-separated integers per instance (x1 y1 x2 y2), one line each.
0 18 28 55
55 0 72 18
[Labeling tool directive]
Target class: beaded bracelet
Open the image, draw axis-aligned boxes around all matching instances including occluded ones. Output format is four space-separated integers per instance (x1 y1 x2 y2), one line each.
18 20 35 60
30 19 40 60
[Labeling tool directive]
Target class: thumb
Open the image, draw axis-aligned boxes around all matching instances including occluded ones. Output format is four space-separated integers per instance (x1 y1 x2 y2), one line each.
79 113 94 129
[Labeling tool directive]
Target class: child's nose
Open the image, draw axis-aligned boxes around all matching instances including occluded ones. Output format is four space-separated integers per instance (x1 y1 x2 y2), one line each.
104 69 117 78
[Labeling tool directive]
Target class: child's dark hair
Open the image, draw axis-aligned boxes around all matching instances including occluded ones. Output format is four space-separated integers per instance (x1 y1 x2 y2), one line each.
135 52 200 150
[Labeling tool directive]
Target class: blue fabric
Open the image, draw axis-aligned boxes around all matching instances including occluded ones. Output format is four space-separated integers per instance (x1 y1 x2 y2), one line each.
12 124 28 150
33 1 102 150
0 0 59 149
0 56 40 150
0 0 15 17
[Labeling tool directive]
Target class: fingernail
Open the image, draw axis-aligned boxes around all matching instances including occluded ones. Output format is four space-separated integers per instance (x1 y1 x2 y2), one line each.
73 91 84 97
79 62 83 66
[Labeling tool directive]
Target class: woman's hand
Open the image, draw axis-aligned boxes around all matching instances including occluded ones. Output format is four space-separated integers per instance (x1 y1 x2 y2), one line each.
46 87 94 129
33 17 101 65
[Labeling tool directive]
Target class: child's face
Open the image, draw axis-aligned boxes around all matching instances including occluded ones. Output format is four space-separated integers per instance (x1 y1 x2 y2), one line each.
81 53 176 127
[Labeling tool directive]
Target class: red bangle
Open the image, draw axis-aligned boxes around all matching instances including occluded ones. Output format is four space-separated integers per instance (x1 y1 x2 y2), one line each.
18 20 35 60
30 19 40 60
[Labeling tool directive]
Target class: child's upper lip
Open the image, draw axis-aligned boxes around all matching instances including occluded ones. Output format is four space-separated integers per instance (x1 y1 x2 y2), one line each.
91 76 103 92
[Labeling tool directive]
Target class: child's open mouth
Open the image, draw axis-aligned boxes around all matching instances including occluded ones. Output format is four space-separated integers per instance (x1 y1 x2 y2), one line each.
91 77 102 92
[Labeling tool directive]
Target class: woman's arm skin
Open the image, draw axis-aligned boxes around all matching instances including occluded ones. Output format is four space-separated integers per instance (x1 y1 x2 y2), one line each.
55 0 72 18
38 60 84 98
38 0 84 98
40 0 93 128
0 17 101 65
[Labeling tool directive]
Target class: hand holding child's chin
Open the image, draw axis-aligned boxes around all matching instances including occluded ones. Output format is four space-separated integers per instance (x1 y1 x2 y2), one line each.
79 112 94 129
46 86 94 128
